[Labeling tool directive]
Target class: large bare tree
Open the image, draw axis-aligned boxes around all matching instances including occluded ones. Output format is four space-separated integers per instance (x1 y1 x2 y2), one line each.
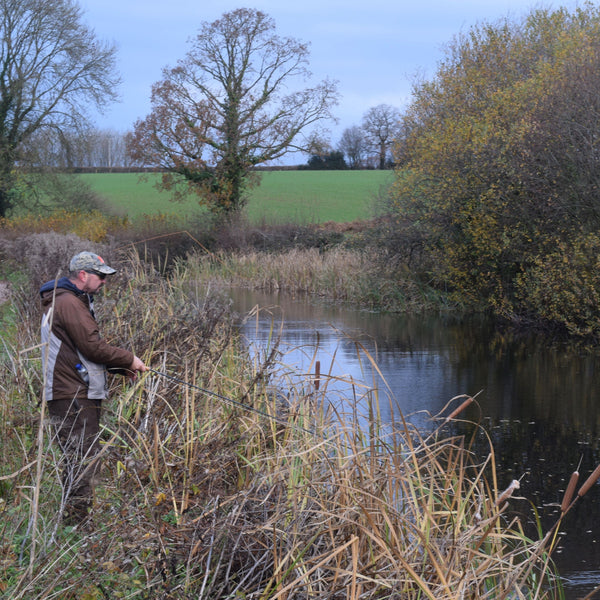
0 0 119 216
127 8 339 216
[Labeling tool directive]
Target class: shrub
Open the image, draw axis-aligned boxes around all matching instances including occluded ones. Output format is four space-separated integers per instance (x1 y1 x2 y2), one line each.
0 209 126 243
391 5 600 337
112 212 218 273
514 232 600 337
0 231 115 301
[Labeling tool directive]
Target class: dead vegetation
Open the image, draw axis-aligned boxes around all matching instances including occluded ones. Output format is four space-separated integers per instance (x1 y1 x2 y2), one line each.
0 239 577 599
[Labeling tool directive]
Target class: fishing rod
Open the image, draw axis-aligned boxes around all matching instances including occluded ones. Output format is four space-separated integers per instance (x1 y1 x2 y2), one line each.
147 367 316 436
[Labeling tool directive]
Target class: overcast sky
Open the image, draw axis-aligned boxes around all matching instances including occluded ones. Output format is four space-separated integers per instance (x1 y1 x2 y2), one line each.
78 0 571 154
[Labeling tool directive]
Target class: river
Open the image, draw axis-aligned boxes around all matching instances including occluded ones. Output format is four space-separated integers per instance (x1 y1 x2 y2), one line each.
230 287 600 599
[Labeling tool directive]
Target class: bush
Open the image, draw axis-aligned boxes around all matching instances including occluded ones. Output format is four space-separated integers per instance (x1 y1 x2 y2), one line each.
514 232 600 337
391 5 600 337
0 209 126 243
112 212 218 273
0 231 117 303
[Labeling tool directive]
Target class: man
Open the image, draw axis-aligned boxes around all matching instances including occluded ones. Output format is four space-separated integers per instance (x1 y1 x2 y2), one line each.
40 251 147 524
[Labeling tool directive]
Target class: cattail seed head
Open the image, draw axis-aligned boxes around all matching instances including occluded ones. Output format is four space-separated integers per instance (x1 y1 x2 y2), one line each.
561 471 579 513
578 464 600 498
496 479 520 506
445 397 474 423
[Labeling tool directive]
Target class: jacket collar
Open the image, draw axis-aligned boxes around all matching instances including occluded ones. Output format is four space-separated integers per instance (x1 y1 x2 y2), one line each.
39 276 84 297
39 276 95 318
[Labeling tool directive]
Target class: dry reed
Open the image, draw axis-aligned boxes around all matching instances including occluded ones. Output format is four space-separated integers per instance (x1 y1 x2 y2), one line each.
0 249 570 599
183 246 434 312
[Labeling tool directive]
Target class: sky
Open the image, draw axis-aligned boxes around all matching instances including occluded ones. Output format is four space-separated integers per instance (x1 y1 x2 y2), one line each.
77 0 574 159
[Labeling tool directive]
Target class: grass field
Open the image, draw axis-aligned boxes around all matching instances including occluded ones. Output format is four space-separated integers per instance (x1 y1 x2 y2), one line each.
81 170 394 223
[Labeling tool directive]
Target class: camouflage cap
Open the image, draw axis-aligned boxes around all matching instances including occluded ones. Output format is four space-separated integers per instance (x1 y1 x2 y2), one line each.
69 251 117 275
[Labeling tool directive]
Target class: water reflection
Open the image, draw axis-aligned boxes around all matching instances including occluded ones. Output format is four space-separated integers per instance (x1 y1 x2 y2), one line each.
231 288 600 598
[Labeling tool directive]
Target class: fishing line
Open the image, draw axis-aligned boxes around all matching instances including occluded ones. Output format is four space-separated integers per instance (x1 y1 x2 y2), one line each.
147 367 316 436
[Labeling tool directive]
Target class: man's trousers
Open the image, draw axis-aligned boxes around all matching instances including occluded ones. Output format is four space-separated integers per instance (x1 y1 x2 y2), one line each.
47 398 102 521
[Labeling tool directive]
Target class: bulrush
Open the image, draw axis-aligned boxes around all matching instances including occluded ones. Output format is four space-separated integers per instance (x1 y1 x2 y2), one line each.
561 471 579 513
496 479 521 506
578 463 600 498
0 249 569 599
444 395 474 423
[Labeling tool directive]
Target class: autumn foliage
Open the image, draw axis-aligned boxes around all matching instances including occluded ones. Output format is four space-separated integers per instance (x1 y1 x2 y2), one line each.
392 4 600 337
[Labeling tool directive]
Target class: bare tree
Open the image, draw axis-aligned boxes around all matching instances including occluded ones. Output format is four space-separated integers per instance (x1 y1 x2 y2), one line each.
127 8 339 217
338 126 367 169
362 104 401 169
0 0 119 216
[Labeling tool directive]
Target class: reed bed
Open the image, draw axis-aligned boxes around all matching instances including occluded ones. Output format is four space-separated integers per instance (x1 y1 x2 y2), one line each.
183 247 439 312
0 250 575 599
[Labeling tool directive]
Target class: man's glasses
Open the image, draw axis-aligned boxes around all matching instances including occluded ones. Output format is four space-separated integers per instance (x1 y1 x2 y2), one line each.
86 270 107 280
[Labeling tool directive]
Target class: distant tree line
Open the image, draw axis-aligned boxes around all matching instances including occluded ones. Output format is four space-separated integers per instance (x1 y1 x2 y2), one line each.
303 104 403 170
299 150 347 170
23 128 133 170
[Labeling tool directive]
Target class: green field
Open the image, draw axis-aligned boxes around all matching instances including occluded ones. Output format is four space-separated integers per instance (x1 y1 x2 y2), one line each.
81 170 393 223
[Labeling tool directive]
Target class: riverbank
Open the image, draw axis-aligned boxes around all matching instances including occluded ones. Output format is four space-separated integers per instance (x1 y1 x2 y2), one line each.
0 248 568 598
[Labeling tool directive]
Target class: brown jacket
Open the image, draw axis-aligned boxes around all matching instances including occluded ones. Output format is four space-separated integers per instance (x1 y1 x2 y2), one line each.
40 277 134 401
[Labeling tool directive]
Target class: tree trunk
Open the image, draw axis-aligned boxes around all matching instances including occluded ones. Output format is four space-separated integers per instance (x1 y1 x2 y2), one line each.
0 160 16 218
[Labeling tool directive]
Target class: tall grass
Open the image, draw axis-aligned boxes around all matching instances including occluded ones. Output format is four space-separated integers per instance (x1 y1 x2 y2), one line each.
0 249 574 598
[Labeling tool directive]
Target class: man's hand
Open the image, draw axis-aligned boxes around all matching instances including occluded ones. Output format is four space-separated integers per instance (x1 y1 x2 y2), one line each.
129 355 148 380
